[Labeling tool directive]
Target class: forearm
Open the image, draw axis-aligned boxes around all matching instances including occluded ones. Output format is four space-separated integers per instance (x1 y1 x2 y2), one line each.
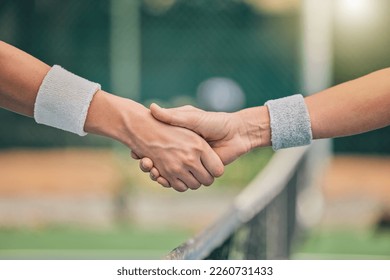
306 68 390 139
0 42 222 191
0 41 50 116
243 68 390 150
0 41 141 143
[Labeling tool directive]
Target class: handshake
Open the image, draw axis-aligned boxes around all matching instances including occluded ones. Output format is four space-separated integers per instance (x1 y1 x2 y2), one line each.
84 91 311 193
3 41 388 193
126 103 271 192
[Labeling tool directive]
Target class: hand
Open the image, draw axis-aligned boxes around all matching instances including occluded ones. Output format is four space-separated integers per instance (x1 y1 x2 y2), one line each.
85 91 224 192
150 104 262 164
134 103 271 187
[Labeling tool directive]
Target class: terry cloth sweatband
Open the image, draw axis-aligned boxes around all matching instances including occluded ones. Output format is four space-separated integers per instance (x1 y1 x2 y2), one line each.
265 94 312 150
34 65 101 136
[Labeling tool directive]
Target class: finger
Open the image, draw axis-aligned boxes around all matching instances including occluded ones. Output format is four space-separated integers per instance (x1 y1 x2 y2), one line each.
177 172 202 190
149 172 156 181
150 167 160 179
170 178 189 192
212 146 235 165
139 158 154 172
149 168 160 181
190 161 214 186
157 177 170 188
131 151 140 159
200 146 225 178
150 103 200 130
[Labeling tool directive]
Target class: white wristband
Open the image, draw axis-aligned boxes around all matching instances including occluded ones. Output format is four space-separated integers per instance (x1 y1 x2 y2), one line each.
34 65 101 136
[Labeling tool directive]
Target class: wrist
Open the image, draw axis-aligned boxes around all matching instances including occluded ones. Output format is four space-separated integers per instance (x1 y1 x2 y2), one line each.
34 65 100 136
258 106 272 148
265 94 312 150
236 106 271 151
84 90 148 147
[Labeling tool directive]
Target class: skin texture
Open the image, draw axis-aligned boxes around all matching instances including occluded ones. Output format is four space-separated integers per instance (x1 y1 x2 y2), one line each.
134 104 271 187
305 68 390 139
84 91 224 191
139 68 390 187
148 104 270 165
0 42 50 116
0 41 224 192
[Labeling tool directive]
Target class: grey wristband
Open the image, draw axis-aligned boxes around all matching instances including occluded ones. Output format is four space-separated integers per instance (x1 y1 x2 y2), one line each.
265 94 312 150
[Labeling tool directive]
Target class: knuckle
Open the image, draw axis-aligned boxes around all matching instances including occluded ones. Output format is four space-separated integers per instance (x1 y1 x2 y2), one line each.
191 141 204 154
167 164 181 175
185 153 198 164
183 105 194 110
171 166 182 175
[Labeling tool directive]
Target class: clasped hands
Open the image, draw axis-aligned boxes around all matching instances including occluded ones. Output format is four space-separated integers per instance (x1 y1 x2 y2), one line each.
130 103 270 192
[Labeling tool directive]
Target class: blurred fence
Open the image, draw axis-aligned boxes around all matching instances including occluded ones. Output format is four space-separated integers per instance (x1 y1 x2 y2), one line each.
1 0 389 152
0 0 111 148
167 145 319 260
0 0 300 148
332 0 390 154
140 1 300 107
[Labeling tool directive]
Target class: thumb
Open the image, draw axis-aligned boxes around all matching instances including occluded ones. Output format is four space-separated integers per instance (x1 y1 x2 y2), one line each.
150 103 199 131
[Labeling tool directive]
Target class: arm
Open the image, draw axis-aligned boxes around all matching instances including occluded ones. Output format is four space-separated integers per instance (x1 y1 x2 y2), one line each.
306 68 390 139
154 68 390 151
0 41 50 116
139 68 390 186
0 41 224 191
